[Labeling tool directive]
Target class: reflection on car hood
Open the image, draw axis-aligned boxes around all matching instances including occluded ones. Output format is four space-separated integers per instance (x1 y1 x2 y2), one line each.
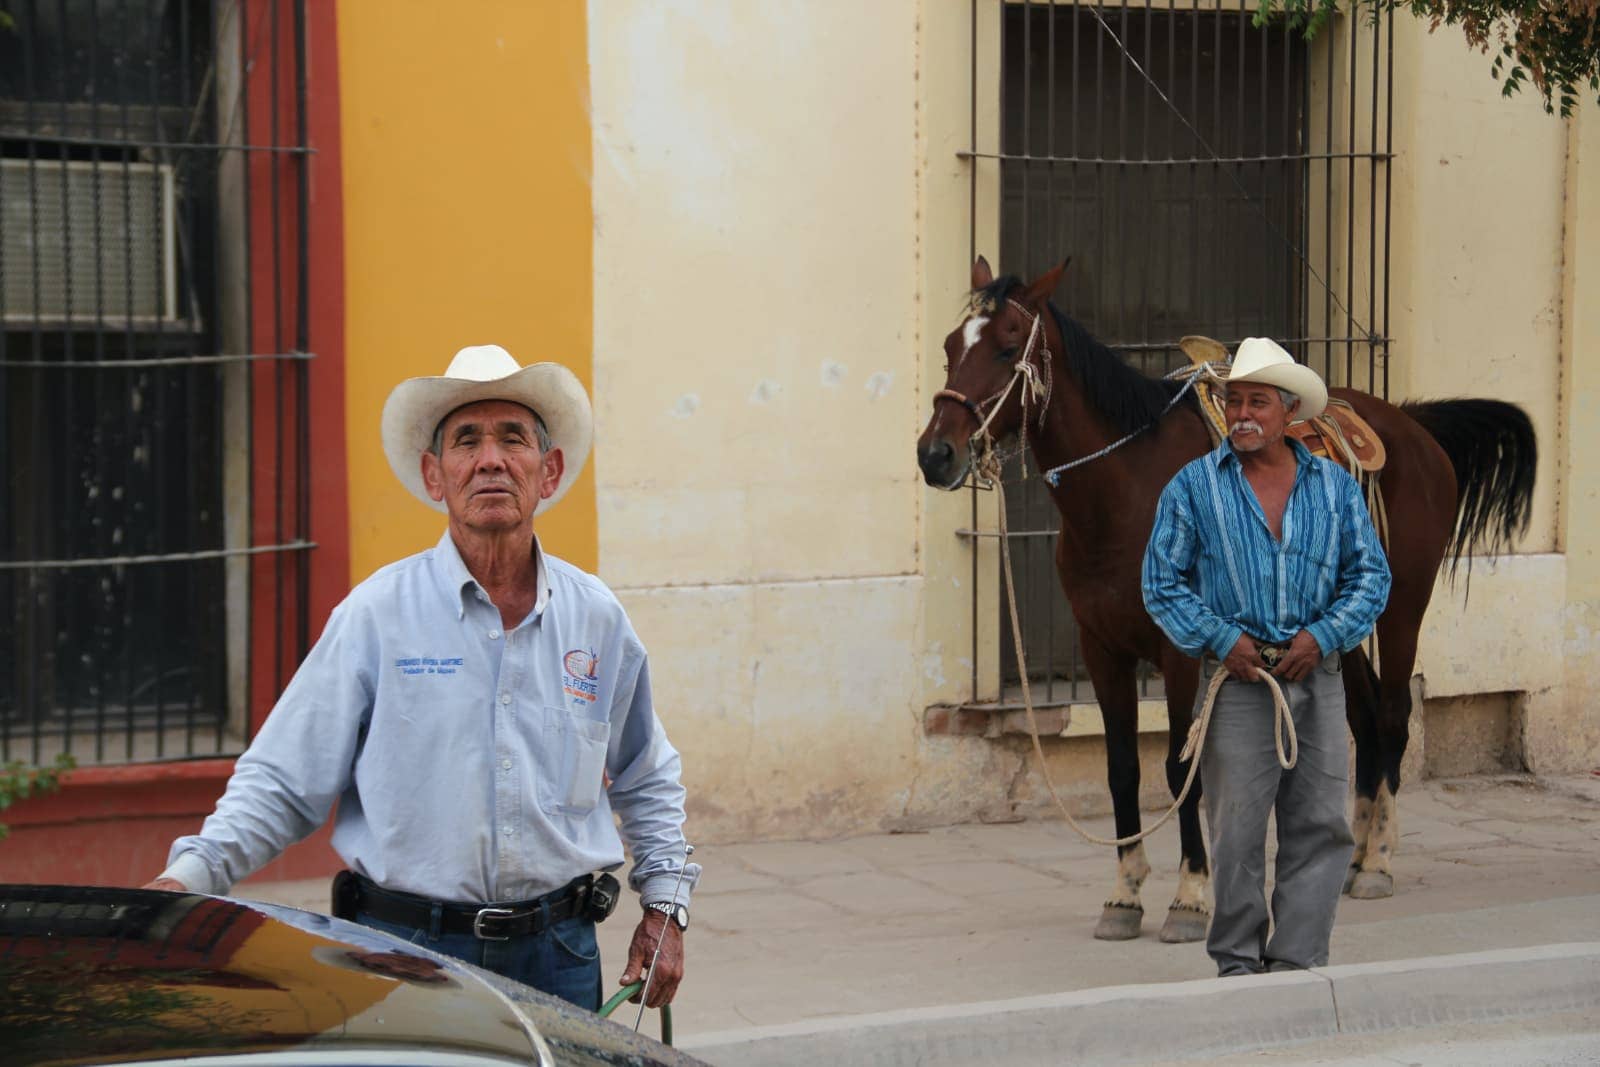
0 885 705 1067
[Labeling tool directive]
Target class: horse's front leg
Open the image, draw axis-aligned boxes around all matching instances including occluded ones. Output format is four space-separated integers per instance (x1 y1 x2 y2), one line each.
1081 632 1149 940
1158 644 1209 943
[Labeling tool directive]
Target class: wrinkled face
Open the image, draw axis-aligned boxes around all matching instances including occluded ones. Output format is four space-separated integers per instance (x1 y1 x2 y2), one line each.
1224 382 1295 454
916 297 1037 489
421 399 564 531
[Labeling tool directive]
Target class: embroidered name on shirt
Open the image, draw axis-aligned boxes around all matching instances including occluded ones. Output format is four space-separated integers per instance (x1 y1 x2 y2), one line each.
394 656 465 677
562 648 600 703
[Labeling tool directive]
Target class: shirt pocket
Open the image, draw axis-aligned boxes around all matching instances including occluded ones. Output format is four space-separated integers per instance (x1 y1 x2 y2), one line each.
1288 510 1340 579
539 706 611 817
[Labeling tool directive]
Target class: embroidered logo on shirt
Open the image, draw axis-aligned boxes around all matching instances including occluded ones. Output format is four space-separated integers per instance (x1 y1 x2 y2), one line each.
394 655 463 677
562 648 600 703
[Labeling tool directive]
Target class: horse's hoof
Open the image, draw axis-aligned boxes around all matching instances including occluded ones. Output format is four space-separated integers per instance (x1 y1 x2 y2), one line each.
1094 904 1144 941
1342 865 1359 895
1348 871 1394 899
1159 906 1209 943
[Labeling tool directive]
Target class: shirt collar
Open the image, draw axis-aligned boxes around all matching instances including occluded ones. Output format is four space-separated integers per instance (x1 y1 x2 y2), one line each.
1211 434 1315 470
434 529 551 622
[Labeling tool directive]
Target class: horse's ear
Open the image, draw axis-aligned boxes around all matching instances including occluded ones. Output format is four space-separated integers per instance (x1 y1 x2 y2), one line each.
971 255 994 292
1022 257 1071 309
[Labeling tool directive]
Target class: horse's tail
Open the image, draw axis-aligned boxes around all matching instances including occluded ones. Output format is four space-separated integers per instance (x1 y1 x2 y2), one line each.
1400 398 1537 582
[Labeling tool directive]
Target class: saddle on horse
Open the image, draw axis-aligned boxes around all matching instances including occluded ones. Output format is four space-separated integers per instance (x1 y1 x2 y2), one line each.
1174 335 1386 479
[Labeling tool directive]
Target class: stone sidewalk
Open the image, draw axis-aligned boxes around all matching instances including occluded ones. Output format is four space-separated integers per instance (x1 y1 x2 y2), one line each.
240 772 1600 1048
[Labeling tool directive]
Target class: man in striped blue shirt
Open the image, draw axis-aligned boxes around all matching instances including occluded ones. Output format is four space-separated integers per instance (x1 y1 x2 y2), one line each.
1142 338 1390 977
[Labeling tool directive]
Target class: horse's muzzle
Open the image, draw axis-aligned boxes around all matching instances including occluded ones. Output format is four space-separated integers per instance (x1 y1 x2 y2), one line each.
918 438 968 490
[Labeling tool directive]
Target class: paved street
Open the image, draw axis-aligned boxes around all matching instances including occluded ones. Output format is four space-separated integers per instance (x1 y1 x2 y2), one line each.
1144 1010 1600 1065
242 772 1600 1059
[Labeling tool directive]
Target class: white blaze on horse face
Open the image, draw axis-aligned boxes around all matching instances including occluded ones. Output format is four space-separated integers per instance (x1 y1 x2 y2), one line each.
929 314 992 441
960 315 990 364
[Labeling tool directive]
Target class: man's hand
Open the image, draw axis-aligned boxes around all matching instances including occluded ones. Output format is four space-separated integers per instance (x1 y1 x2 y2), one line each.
617 909 684 1009
141 877 188 892
1272 629 1324 682
1222 634 1263 682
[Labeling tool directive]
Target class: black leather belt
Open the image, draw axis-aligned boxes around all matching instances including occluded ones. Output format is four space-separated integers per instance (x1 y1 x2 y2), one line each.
351 872 593 941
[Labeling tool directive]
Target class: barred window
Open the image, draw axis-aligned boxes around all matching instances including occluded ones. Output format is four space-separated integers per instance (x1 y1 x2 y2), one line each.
959 0 1393 710
0 0 312 765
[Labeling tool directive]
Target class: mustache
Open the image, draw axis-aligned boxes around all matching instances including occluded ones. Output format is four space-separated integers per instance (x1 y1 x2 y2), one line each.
1231 420 1264 435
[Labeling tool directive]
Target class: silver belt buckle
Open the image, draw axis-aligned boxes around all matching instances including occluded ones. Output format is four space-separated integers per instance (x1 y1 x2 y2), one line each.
472 906 516 941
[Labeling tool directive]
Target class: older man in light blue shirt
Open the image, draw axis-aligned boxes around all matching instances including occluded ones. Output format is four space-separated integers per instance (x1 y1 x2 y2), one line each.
146 345 699 1012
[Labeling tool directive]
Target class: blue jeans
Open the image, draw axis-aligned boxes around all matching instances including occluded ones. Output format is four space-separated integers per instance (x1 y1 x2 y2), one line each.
356 909 603 1010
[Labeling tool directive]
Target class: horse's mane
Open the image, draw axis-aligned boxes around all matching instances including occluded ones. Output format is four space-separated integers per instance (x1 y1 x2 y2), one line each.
1048 304 1186 437
973 276 1184 438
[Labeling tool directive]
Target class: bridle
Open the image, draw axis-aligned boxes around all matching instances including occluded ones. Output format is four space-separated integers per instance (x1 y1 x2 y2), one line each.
932 298 1054 473
932 296 1202 488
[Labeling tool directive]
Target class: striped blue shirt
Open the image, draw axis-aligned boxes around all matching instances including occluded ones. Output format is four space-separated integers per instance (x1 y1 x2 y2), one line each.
1141 438 1391 660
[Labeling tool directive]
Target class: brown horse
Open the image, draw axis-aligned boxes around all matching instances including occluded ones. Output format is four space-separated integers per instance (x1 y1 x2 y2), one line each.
917 257 1535 943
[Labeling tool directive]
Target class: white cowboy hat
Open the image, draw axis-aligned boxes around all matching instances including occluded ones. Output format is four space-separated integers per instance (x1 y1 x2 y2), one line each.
380 344 592 516
1228 337 1328 423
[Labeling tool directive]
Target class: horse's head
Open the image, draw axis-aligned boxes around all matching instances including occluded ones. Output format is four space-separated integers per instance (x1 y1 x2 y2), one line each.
917 256 1067 489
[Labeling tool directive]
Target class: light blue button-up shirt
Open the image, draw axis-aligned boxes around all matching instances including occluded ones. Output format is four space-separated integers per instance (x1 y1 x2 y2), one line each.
166 531 699 907
1141 438 1391 660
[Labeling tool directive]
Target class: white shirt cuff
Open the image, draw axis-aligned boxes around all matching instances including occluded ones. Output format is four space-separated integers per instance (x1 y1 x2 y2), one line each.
161 852 224 896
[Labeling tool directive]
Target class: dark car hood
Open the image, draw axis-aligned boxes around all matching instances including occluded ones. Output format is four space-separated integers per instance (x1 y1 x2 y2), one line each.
0 884 704 1067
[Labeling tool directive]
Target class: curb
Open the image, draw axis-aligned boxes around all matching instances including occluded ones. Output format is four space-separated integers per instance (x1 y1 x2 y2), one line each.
679 942 1600 1066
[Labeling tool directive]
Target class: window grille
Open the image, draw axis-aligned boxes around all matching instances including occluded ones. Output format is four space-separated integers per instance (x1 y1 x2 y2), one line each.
958 0 1394 711
0 0 313 764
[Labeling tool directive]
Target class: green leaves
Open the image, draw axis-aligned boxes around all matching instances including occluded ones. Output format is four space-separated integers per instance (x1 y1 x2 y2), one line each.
0 754 78 842
1255 0 1599 116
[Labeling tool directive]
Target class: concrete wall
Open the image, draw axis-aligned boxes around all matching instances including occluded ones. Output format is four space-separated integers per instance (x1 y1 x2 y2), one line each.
1392 20 1600 773
587 0 1029 840
1554 103 1600 773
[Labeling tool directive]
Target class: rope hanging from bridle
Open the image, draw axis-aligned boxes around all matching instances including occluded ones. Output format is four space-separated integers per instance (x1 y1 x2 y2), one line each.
954 304 1297 849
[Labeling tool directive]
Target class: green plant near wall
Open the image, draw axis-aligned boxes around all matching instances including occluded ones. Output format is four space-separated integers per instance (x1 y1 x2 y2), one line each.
0 754 77 841
1256 0 1600 116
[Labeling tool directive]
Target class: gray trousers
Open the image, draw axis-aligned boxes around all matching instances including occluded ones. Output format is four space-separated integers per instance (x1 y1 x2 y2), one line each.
1199 654 1355 976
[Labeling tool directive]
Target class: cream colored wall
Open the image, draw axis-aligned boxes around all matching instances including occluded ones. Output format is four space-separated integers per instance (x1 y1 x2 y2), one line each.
1387 19 1563 554
588 1 1020 841
1391 23 1600 770
1552 104 1600 769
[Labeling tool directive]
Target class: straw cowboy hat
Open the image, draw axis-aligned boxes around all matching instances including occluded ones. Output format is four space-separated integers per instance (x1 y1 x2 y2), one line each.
381 344 592 517
1228 337 1328 423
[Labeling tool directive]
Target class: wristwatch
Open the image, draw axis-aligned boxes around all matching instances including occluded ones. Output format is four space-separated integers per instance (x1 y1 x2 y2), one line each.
644 900 689 931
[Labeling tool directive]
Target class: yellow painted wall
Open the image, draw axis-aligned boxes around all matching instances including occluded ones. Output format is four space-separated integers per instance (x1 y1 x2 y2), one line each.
337 0 596 581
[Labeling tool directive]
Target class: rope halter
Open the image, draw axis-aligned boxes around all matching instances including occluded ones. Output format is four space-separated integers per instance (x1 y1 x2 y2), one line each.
932 299 1053 483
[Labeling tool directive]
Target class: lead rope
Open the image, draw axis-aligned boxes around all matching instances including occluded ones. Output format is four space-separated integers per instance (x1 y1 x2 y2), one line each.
976 443 1297 848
